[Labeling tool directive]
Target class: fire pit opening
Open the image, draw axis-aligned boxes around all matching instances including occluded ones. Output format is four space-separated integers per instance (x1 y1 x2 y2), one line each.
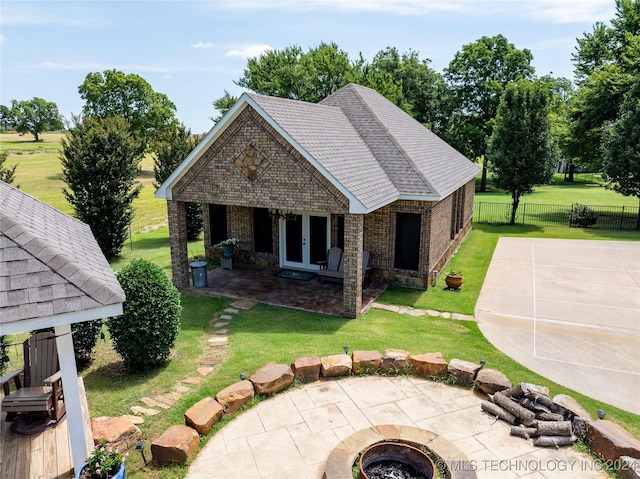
359 442 435 479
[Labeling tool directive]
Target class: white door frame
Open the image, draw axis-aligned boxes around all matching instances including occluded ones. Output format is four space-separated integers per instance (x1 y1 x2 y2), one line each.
279 212 330 270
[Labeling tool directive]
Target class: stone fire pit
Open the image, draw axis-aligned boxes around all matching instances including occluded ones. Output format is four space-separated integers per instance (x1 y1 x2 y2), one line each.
359 442 435 479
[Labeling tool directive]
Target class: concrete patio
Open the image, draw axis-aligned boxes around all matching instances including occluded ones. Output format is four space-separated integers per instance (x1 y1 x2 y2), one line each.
186 376 609 479
186 263 387 317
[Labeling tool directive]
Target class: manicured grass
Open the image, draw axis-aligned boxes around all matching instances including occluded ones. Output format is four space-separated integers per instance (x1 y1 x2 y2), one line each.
93 295 639 479
477 173 637 207
1 132 168 233
377 224 639 315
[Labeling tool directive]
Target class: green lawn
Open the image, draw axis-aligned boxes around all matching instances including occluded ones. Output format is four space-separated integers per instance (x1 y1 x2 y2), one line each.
3 132 640 478
476 173 638 207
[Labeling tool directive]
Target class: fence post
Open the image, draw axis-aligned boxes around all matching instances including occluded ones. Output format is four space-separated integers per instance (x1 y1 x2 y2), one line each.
477 202 482 223
619 206 625 230
521 203 527 225
569 204 574 227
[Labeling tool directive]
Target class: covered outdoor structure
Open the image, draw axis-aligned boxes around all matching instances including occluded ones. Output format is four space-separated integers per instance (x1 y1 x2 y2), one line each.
157 83 479 317
0 182 125 475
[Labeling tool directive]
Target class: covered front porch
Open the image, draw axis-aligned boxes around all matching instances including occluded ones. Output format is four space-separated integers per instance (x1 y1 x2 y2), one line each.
186 263 387 317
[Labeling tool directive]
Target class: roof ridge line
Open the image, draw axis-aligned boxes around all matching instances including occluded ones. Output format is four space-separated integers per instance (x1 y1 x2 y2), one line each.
347 85 437 195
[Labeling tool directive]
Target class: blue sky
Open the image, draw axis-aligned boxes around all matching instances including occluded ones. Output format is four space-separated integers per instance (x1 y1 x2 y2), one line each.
1 0 616 134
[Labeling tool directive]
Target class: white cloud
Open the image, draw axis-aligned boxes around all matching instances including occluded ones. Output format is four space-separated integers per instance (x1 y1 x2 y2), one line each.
209 0 615 23
191 41 214 49
1 4 94 26
522 0 615 24
225 44 273 59
14 61 239 75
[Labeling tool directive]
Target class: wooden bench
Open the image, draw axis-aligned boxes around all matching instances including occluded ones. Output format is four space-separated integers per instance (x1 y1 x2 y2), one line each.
318 249 371 286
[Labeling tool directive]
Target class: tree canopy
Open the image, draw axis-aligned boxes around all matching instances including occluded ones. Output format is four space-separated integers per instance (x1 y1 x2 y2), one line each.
61 116 143 259
78 70 178 149
445 34 535 191
567 0 640 168
488 81 556 224
4 97 63 141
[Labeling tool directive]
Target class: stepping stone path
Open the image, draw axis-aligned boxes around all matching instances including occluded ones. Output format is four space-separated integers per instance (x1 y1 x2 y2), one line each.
371 302 475 321
131 299 255 417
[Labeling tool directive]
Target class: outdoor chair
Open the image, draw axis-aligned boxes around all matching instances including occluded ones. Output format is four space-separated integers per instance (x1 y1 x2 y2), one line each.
318 247 371 285
0 332 66 423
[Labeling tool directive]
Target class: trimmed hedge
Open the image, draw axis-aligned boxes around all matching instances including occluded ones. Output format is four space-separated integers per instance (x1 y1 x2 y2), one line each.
108 259 182 372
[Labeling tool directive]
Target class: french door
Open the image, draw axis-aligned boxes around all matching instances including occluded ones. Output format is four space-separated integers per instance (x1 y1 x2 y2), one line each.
280 212 330 270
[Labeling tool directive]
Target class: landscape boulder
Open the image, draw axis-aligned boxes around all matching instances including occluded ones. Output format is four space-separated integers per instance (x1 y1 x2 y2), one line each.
151 425 199 466
91 416 142 453
352 350 382 374
215 380 255 415
292 356 321 382
250 362 294 395
380 349 409 374
552 394 593 420
184 397 223 435
409 352 448 377
618 456 640 479
448 358 482 385
585 420 640 463
321 354 352 377
475 368 512 394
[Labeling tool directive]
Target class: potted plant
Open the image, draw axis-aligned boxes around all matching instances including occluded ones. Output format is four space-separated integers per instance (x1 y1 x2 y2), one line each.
445 270 463 290
215 237 239 256
76 439 126 479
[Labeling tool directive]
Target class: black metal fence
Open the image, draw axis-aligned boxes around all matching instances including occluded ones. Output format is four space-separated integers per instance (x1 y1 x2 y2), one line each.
473 202 639 230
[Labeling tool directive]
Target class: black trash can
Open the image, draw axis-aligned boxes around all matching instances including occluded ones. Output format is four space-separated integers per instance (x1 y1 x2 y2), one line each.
190 261 208 287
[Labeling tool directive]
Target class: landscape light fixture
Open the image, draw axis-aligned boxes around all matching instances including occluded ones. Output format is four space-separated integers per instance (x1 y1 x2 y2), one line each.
343 345 349 355
240 372 247 380
135 441 147 465
597 409 606 419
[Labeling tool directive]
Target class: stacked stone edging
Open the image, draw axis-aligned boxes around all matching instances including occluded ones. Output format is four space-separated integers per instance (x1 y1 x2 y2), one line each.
149 346 640 474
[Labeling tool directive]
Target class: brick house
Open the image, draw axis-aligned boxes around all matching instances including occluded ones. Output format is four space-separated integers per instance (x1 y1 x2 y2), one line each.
156 83 480 318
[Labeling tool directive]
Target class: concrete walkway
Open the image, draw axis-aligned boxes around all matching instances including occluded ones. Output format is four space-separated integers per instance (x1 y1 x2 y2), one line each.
186 376 608 479
476 238 640 414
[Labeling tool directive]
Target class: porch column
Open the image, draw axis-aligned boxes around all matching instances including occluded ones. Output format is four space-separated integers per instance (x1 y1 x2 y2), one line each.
54 323 89 472
343 213 364 318
167 200 189 288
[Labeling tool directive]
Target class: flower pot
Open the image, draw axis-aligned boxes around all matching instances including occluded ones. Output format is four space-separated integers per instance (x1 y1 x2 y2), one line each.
222 245 234 256
76 462 125 479
445 274 463 290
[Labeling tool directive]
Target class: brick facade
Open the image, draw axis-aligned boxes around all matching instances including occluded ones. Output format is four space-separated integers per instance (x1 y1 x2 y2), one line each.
166 106 476 316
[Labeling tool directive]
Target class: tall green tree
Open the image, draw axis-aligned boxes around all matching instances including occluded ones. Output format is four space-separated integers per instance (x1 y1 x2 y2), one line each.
602 77 640 229
234 42 355 103
6 97 63 141
487 81 556 225
153 124 204 240
78 70 177 150
355 47 450 134
210 90 238 124
445 34 535 191
61 116 143 259
567 0 639 167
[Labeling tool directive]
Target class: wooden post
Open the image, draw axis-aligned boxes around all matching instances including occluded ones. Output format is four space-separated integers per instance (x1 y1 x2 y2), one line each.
54 323 89 472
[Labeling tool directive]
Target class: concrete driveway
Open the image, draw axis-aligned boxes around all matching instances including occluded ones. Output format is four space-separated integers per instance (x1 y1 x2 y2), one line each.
476 237 640 415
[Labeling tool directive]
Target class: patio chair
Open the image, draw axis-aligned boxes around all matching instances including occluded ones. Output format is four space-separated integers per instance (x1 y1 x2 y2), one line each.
319 248 371 286
1 332 66 423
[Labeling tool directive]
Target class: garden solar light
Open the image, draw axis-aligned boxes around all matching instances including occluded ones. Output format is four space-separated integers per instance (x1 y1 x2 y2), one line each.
479 360 486 367
240 372 247 380
343 345 349 354
597 409 606 419
135 441 147 465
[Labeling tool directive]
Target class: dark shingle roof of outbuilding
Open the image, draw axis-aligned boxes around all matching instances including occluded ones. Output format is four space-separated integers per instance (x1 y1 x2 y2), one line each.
0 182 125 327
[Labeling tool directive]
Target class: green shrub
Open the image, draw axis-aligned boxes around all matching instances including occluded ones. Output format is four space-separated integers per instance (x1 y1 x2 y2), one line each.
569 204 598 228
72 319 103 369
0 335 8 376
108 259 182 372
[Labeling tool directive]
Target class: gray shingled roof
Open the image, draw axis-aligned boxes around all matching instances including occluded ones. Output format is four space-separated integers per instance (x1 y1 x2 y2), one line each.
250 83 480 206
0 182 125 329
157 82 480 213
